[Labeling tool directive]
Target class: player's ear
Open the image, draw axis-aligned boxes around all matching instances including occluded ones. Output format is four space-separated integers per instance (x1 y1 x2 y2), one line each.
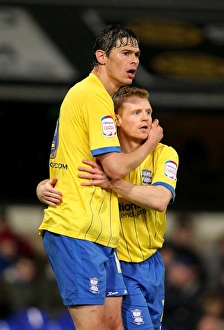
115 114 121 127
95 50 106 65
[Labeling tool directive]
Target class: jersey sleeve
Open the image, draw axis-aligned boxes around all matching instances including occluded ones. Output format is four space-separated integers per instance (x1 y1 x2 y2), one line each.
152 145 179 203
84 90 121 157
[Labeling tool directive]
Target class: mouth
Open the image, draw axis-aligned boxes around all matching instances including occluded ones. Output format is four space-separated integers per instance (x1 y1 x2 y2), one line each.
127 69 136 79
140 125 148 130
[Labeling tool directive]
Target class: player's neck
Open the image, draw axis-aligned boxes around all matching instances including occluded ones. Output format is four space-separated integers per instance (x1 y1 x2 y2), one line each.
91 68 120 96
120 139 141 154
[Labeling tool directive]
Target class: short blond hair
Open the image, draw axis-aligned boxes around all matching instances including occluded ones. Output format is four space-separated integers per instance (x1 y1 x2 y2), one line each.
112 86 149 114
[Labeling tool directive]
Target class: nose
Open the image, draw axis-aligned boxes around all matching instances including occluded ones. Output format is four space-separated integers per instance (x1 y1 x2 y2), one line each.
131 53 139 65
142 111 149 121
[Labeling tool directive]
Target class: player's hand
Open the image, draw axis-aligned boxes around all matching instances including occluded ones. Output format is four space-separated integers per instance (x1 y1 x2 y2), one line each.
147 119 163 147
78 159 112 189
36 177 62 207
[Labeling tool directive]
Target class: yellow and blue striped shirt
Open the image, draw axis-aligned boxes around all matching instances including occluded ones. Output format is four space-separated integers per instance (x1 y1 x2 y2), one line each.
117 143 178 262
39 73 121 248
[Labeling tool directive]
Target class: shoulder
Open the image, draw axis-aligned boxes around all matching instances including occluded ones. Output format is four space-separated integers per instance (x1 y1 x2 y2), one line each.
154 143 179 167
155 143 178 155
64 74 112 105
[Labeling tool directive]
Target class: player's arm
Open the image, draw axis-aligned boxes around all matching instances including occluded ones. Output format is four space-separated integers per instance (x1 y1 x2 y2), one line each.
110 180 171 212
78 160 172 212
98 119 163 180
36 177 62 207
37 159 171 211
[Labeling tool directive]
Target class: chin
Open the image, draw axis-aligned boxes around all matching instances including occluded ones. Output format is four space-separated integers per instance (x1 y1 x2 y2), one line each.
123 78 133 85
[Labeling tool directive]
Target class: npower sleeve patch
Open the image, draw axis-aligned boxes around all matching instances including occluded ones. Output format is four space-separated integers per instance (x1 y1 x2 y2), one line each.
164 161 177 180
101 115 117 137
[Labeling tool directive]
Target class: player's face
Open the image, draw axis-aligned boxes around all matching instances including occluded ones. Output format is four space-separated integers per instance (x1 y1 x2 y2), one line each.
116 96 153 143
105 38 140 88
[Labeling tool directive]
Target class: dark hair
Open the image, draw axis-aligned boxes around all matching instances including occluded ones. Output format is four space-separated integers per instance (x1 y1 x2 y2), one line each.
112 86 149 114
91 24 140 69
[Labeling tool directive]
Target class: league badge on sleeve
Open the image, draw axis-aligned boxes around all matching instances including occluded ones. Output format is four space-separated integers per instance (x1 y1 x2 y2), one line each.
101 115 117 137
164 161 177 180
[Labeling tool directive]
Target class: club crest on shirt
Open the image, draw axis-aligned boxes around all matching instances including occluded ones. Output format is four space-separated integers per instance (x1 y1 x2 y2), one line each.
101 115 117 137
164 160 177 180
142 169 152 185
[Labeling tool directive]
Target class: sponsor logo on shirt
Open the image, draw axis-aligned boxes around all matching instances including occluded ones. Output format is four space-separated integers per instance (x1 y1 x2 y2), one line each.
119 201 146 219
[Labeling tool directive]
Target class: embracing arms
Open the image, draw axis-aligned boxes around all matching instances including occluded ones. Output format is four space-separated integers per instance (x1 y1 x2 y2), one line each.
36 159 172 212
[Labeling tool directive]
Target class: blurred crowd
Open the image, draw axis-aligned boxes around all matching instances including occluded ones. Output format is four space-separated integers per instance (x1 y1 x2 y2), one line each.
1 207 224 330
0 207 68 330
161 216 224 330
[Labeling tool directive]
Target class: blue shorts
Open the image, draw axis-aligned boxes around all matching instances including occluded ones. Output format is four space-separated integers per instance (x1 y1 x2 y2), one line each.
121 251 165 330
43 231 127 306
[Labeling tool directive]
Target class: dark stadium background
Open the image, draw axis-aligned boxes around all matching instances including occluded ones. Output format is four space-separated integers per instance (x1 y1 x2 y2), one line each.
0 0 224 211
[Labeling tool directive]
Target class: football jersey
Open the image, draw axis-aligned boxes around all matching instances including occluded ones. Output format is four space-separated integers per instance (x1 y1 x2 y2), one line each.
39 73 121 248
117 143 178 262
